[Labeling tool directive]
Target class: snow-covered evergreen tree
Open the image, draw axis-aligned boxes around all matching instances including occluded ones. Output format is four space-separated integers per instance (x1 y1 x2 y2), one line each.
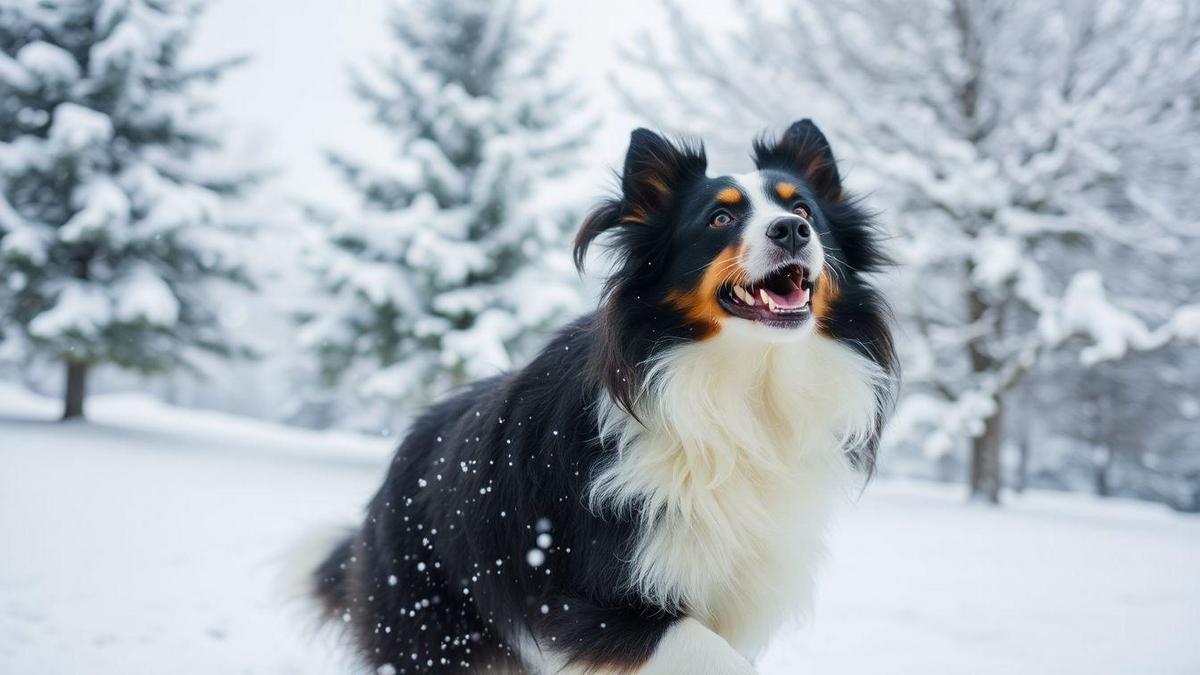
299 0 589 421
0 0 255 419
620 0 1200 502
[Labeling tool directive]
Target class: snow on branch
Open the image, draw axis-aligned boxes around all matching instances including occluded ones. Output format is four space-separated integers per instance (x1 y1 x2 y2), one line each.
1040 271 1159 366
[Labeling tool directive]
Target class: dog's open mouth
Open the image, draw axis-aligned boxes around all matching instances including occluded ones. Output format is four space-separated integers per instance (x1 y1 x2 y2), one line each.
717 263 813 327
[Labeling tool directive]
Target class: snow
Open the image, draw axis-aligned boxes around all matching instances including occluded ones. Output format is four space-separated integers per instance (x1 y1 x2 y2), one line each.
28 283 112 339
1041 271 1158 365
139 182 223 236
0 384 389 675
15 40 80 85
759 481 1200 675
1166 305 1200 344
112 266 180 326
2 384 1197 674
60 178 131 243
0 51 34 90
48 103 114 153
88 19 148 77
24 266 179 340
0 220 48 265
969 232 1021 289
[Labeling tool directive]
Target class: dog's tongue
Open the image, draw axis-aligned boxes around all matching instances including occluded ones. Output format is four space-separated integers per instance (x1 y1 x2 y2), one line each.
763 285 810 308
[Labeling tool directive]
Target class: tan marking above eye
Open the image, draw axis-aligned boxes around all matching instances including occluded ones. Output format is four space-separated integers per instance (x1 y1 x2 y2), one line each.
715 187 743 205
774 182 797 200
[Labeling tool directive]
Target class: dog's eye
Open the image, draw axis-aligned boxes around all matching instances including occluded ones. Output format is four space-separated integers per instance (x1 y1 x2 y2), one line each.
709 209 734 228
792 202 810 219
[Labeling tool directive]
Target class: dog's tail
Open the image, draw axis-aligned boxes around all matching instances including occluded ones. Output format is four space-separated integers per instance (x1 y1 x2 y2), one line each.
313 532 356 615
278 525 356 621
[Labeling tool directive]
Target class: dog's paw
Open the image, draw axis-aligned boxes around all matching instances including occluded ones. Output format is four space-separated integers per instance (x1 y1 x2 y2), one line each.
639 618 756 675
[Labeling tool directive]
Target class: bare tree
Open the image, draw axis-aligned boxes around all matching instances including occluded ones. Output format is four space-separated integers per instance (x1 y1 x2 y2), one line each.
619 0 1200 502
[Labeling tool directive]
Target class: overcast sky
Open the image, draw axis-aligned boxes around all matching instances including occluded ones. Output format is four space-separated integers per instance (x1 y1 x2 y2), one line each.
192 0 691 210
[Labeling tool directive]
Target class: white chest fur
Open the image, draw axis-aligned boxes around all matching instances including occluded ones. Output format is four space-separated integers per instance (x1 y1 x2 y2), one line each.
589 329 882 659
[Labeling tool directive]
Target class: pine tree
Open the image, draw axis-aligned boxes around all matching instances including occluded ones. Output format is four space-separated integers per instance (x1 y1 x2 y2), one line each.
0 0 255 419
299 0 589 420
620 0 1200 503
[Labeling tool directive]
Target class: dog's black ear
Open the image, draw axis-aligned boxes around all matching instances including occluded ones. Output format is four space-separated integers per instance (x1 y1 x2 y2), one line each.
574 129 706 270
620 128 707 218
753 119 843 202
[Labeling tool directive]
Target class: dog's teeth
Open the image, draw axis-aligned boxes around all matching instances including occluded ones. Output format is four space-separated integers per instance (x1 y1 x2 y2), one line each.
758 288 777 312
734 285 755 306
759 288 779 313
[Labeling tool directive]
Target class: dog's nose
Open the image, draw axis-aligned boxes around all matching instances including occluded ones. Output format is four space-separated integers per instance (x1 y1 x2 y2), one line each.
765 216 811 256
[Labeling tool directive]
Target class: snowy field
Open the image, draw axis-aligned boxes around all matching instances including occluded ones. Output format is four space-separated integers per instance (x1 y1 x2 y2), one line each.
1 384 1198 675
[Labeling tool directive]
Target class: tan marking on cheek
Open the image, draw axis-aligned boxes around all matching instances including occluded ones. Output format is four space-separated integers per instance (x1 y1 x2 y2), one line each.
812 277 841 336
665 243 747 339
774 182 797 200
715 187 743 205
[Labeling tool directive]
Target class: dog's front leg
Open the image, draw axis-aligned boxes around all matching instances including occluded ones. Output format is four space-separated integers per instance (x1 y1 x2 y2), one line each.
525 610 755 675
637 618 756 675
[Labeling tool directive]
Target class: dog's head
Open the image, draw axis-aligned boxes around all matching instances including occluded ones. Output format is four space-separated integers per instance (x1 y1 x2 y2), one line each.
577 120 896 429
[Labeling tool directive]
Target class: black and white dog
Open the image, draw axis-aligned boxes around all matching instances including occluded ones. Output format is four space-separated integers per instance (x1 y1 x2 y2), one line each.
307 120 897 674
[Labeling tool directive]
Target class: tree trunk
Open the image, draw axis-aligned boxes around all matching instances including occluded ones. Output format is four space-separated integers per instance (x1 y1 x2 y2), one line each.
969 398 1004 504
1095 465 1110 497
1015 431 1030 495
965 287 1003 504
62 360 89 420
1094 446 1113 497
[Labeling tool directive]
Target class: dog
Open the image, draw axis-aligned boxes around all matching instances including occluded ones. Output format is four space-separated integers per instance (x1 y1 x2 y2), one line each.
305 120 897 674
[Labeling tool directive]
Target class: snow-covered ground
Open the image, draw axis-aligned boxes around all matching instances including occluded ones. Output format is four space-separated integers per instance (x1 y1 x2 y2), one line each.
2 384 1198 674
